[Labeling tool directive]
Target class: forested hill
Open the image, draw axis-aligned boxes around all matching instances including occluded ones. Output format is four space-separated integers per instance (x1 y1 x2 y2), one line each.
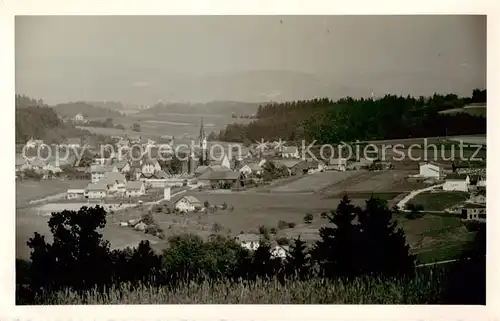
137 101 262 116
53 102 123 119
216 90 487 144
15 95 88 144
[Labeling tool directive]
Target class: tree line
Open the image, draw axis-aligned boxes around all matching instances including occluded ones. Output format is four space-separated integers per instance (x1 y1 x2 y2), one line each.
16 195 485 304
216 90 486 144
15 95 90 144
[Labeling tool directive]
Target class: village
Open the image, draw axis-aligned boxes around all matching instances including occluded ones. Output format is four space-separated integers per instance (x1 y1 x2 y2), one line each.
15 118 487 262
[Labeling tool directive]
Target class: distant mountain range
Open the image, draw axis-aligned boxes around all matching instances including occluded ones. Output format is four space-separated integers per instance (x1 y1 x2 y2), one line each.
136 100 263 116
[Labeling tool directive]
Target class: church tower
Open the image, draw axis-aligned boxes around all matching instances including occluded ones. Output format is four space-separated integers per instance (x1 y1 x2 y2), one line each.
199 117 207 150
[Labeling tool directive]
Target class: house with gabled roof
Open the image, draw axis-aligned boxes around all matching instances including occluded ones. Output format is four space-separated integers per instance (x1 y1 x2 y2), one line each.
84 182 108 199
443 173 470 192
418 161 443 179
125 181 145 197
174 195 202 212
461 203 486 221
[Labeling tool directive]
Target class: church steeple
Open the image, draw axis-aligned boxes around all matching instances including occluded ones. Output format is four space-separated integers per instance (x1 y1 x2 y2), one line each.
199 117 207 150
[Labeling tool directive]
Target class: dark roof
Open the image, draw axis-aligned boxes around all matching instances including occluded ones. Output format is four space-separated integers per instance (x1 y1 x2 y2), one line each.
463 203 486 209
200 170 241 181
446 173 468 180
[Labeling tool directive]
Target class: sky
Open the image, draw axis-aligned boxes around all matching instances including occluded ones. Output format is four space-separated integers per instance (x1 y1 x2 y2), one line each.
15 15 487 105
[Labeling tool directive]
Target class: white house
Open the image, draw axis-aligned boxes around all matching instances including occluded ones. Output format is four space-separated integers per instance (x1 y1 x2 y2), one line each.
443 174 470 192
84 182 108 199
271 245 290 259
74 113 85 122
236 234 261 251
241 241 260 251
281 146 300 159
419 162 443 179
66 189 85 200
90 165 107 183
174 196 202 212
125 181 145 197
239 163 262 176
102 172 127 192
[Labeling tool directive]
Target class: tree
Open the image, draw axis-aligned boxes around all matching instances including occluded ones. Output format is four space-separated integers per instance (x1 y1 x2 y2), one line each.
26 206 114 292
357 197 415 276
312 194 363 278
169 156 183 174
303 213 314 224
285 237 310 280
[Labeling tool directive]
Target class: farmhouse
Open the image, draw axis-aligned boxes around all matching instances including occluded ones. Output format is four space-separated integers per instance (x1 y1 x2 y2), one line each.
73 113 86 124
281 146 300 159
443 174 470 192
210 154 233 169
239 163 263 176
236 234 260 251
469 175 486 190
461 203 486 221
84 182 108 199
327 158 347 171
469 188 486 205
418 162 443 179
271 245 290 259
66 189 85 200
102 172 127 192
198 170 244 188
90 165 108 183
194 165 211 177
125 181 146 197
274 159 307 176
174 196 202 212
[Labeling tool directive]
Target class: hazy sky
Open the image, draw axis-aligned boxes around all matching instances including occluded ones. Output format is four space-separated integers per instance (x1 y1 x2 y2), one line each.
16 15 486 105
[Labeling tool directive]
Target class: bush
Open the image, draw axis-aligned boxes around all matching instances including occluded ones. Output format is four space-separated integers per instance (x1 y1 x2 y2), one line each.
287 222 296 228
212 223 222 233
270 227 278 234
304 213 314 224
221 202 228 210
204 201 210 208
277 220 288 229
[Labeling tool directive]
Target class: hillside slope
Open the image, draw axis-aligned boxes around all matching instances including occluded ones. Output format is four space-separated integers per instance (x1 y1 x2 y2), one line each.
53 102 123 119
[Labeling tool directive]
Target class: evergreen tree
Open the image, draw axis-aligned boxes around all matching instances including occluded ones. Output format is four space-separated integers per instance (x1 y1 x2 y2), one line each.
312 194 363 278
285 237 310 280
357 197 415 276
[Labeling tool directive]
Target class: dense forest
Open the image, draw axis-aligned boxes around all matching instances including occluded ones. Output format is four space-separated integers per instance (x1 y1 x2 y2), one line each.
52 101 123 119
15 95 89 144
216 89 487 144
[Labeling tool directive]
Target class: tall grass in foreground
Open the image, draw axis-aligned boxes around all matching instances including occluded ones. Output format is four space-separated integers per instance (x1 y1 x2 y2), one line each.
30 271 444 304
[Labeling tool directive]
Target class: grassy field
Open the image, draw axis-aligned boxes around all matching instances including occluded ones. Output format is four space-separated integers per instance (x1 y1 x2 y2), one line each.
16 179 89 207
439 106 487 117
26 273 445 304
407 191 469 211
395 213 473 264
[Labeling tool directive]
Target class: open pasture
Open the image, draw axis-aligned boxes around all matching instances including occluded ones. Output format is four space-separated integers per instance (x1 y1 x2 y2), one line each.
16 179 88 207
270 171 361 193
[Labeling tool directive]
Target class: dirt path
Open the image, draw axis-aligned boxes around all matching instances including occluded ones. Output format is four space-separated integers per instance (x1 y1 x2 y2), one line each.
396 183 445 211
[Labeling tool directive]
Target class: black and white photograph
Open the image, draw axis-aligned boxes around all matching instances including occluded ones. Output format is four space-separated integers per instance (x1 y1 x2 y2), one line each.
10 13 489 308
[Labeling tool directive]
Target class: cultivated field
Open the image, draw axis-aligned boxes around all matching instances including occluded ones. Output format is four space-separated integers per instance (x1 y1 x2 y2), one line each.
407 191 469 211
317 170 427 196
270 171 361 193
16 179 89 207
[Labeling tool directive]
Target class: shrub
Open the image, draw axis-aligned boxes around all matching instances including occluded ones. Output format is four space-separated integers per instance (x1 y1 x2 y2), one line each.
320 212 328 219
287 222 296 228
204 201 210 208
221 202 228 210
270 227 278 234
212 223 222 233
277 220 288 229
304 213 314 224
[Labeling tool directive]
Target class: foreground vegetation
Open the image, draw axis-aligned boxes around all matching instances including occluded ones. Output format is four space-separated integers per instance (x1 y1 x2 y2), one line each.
16 193 485 304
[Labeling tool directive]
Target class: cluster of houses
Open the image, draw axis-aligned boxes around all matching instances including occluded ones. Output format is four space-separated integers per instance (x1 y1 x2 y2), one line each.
417 161 487 222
